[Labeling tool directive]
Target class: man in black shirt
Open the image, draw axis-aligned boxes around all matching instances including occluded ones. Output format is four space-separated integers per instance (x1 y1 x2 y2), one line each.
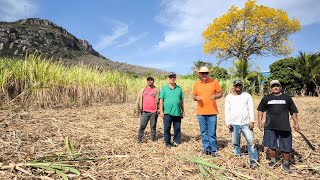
257 80 300 173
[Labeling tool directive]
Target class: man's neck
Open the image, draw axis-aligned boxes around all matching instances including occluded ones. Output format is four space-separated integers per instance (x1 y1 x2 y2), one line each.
272 92 282 96
201 78 209 83
232 91 242 95
147 85 155 88
169 83 176 89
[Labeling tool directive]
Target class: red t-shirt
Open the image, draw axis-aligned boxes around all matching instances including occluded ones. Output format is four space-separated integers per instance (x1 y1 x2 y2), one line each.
142 87 157 112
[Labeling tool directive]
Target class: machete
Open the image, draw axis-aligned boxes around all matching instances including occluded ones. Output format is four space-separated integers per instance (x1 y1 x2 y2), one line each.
298 131 316 151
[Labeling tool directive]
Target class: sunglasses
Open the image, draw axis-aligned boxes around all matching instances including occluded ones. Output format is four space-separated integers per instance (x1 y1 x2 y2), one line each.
200 72 209 75
169 76 176 79
234 84 242 87
271 84 280 88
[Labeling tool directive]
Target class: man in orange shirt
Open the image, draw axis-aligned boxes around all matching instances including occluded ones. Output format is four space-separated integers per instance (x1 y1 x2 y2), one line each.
192 67 222 156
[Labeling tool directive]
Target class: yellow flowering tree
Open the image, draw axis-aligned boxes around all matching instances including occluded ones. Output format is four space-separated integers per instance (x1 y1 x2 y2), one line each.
203 0 301 63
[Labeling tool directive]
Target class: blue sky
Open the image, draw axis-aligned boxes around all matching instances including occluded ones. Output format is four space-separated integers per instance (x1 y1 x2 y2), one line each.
1 0 320 74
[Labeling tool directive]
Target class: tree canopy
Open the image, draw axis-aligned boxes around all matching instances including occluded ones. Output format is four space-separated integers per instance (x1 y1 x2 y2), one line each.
202 0 301 62
295 51 320 95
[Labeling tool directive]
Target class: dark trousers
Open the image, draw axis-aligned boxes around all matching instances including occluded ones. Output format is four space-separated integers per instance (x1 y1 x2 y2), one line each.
163 114 181 145
137 112 157 142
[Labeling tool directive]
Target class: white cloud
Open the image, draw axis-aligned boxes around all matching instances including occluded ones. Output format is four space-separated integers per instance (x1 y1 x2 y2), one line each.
95 20 129 50
116 32 148 48
0 0 37 21
257 0 320 26
95 20 148 50
156 0 320 49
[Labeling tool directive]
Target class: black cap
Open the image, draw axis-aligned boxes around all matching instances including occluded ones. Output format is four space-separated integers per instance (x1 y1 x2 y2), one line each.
233 80 243 86
168 72 176 77
147 76 154 81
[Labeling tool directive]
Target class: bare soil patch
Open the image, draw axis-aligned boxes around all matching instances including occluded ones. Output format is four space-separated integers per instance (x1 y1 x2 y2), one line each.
0 97 319 179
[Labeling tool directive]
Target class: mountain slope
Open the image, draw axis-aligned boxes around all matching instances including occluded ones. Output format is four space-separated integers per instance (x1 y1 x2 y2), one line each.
0 18 165 75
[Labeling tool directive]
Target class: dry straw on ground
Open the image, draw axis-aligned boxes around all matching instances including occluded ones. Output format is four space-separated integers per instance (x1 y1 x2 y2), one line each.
0 97 319 179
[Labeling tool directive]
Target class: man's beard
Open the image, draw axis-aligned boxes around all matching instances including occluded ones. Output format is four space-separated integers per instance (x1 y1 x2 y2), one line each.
235 89 242 93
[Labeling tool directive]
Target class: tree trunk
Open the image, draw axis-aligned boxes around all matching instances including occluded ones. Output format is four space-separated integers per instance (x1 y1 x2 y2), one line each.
301 84 307 96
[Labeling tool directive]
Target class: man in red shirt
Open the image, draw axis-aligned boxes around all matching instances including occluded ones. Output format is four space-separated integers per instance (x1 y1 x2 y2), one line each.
135 76 159 143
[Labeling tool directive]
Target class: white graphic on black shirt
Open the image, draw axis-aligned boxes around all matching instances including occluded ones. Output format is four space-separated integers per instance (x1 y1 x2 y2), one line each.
267 100 286 104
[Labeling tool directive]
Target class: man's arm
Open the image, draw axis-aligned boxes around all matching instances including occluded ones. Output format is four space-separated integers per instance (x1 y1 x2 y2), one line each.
135 89 142 117
159 98 164 118
224 96 231 129
291 113 300 132
248 96 255 122
155 89 160 114
210 91 223 100
193 94 201 101
215 91 223 99
257 97 267 131
192 83 199 101
288 97 300 132
180 100 185 118
258 111 264 131
248 95 255 129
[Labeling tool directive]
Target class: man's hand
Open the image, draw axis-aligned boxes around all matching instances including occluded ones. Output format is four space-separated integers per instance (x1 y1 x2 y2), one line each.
210 95 217 100
134 109 140 118
293 123 300 132
160 112 164 118
195 96 201 101
258 122 264 131
249 122 254 129
181 112 185 119
228 124 233 133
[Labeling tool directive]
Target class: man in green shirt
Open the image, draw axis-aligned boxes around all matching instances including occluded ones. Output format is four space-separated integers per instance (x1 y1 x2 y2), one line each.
159 72 185 147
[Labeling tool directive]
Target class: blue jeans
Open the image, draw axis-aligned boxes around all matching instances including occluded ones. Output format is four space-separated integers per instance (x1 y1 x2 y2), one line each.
197 115 217 153
231 124 259 164
163 114 181 145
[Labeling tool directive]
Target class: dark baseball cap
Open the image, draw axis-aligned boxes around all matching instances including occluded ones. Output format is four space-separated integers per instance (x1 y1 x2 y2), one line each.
168 72 176 77
147 76 154 81
233 80 243 86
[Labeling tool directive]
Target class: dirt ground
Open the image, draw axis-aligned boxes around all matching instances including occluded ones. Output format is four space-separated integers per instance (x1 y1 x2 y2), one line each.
0 97 319 179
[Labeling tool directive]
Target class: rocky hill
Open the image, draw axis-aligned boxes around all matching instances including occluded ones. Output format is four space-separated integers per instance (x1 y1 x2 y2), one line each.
0 18 165 75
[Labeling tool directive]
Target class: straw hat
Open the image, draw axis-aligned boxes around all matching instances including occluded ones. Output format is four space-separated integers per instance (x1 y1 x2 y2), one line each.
196 66 210 76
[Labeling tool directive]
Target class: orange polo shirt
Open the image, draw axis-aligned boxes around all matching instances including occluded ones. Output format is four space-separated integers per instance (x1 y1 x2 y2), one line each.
192 78 221 115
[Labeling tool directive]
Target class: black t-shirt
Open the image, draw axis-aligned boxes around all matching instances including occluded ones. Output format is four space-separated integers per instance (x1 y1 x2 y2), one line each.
257 93 298 131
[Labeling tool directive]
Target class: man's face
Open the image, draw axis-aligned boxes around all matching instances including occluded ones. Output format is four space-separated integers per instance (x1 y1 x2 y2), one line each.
199 72 209 81
147 79 154 86
234 84 243 92
271 84 281 94
168 75 176 83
